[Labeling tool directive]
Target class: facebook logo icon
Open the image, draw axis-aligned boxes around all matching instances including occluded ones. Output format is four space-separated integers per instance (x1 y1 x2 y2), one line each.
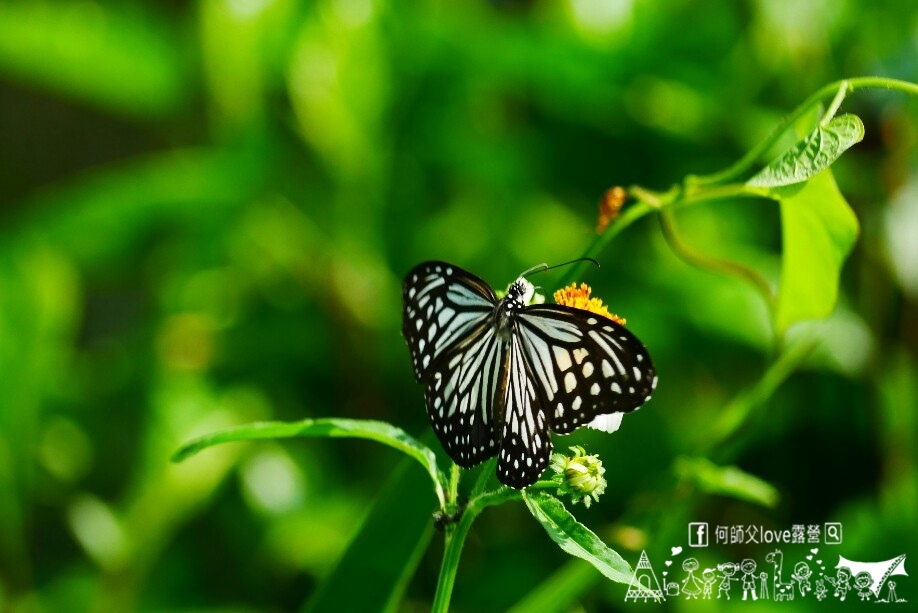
689 522 709 547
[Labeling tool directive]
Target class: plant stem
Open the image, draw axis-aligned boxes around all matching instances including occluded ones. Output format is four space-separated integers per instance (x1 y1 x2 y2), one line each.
431 487 522 612
821 81 850 126
563 199 660 285
567 77 918 286
448 463 460 509
699 337 818 452
687 76 918 187
658 208 775 308
432 507 475 613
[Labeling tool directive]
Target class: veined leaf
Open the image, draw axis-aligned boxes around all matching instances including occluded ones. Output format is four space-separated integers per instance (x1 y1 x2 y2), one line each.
775 169 859 333
522 491 632 585
172 418 447 507
748 114 864 188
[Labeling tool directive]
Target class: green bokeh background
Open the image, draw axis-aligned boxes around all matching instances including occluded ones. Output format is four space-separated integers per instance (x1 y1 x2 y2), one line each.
0 1 916 611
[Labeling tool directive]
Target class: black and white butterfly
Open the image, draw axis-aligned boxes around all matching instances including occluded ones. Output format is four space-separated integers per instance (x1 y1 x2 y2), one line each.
402 261 657 489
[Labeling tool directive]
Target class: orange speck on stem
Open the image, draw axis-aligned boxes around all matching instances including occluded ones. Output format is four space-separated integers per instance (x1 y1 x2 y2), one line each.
597 187 627 234
553 283 626 325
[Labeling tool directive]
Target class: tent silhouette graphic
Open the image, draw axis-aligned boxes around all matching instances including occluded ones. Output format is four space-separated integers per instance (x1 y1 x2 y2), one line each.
625 550 665 602
836 554 907 598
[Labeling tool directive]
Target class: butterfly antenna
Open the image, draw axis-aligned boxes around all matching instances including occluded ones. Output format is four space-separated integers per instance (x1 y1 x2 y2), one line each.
520 257 599 278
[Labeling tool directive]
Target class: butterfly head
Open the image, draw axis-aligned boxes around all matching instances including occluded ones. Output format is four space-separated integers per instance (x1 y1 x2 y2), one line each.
506 277 536 306
495 277 538 339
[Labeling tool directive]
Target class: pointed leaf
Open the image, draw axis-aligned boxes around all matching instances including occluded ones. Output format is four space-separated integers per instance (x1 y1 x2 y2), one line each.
748 114 864 188
173 418 446 507
775 170 859 333
522 491 632 584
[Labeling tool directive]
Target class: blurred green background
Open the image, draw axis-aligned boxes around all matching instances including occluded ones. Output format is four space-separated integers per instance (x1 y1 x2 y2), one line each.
0 0 916 611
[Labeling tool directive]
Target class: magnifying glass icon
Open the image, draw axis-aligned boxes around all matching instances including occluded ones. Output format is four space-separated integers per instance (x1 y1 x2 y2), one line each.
826 523 842 543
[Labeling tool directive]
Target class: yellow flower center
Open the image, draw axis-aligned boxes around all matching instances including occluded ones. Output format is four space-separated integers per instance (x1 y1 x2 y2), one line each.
553 283 626 325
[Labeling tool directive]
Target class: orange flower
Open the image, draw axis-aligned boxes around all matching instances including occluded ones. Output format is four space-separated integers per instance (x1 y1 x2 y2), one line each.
553 283 626 325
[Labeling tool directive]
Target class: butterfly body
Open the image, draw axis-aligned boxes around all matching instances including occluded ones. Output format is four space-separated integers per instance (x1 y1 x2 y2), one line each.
403 261 656 489
493 278 533 340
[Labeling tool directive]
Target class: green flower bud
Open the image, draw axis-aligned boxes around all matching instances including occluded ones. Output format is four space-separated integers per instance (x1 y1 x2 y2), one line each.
549 446 607 508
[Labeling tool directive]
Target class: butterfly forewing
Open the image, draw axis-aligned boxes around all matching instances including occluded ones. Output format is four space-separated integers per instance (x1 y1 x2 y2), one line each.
517 305 656 434
402 261 496 380
403 262 505 467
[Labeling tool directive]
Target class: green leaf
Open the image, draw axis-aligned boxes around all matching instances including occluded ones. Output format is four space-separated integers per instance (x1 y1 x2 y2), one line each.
674 457 779 507
301 458 434 613
3 149 267 267
172 418 447 508
507 559 601 613
775 169 859 333
747 114 864 188
522 491 632 585
0 4 186 118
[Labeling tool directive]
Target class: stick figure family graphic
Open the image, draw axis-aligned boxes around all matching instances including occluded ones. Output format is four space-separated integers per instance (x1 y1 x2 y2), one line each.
624 548 908 604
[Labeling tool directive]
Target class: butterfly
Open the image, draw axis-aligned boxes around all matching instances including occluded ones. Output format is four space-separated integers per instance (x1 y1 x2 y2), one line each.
402 261 657 489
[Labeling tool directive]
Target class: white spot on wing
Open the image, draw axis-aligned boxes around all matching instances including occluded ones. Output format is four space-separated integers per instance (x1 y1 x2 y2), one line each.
553 346 573 372
587 413 624 433
564 372 576 393
601 359 614 378
436 307 455 328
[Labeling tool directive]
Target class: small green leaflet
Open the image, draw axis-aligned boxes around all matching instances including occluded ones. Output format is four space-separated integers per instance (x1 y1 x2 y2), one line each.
747 114 864 188
522 491 633 585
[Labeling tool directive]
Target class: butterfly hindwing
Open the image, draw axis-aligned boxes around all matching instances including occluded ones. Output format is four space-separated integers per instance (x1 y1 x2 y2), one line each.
497 334 552 488
424 325 506 468
516 305 656 435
